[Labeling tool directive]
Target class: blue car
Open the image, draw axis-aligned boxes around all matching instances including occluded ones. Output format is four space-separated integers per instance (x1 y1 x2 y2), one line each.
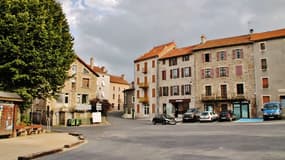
261 102 282 120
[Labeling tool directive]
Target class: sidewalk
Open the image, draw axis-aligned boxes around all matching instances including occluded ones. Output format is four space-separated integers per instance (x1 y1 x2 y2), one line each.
0 132 84 160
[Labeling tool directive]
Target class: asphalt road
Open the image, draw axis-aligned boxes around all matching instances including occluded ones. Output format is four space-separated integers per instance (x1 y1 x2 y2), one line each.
41 113 285 160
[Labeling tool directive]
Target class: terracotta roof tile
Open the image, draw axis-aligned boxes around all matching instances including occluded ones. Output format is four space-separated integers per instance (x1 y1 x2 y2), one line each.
193 35 252 50
160 45 196 59
250 28 285 41
91 66 107 74
134 42 176 62
110 75 129 85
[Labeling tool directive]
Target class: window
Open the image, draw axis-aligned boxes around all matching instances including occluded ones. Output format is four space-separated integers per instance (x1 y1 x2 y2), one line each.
162 87 169 96
136 64 140 71
170 69 179 79
219 67 228 77
152 88 155 97
82 78 90 88
205 69 213 78
205 86 212 96
262 78 269 88
113 94 115 100
162 70 166 80
232 49 243 59
137 77 140 84
136 90 140 98
83 68 89 74
182 55 189 61
152 60 155 68
182 84 191 95
261 59 267 70
64 93 69 104
152 75 155 83
144 106 149 115
169 57 177 66
71 65 77 74
262 96 270 104
217 51 226 61
171 86 179 96
204 53 211 62
137 104 140 113
260 42 266 51
182 67 191 77
237 84 244 95
235 65 243 76
220 85 227 98
71 81 76 90
113 86 115 91
143 62 147 73
162 59 166 65
82 94 88 104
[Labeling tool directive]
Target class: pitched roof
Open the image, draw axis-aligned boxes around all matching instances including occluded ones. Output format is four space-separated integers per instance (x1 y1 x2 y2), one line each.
76 56 99 77
110 75 129 85
250 28 285 41
134 42 176 62
0 91 23 102
159 45 196 60
91 66 107 74
193 35 252 51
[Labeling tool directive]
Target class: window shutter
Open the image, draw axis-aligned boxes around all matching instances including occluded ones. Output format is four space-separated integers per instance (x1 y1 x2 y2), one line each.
216 68 220 78
236 65 243 76
209 53 212 62
170 86 173 96
181 68 184 78
177 86 180 95
224 51 227 60
211 69 214 78
159 87 162 96
217 52 220 61
226 67 229 77
189 67 192 77
232 50 236 59
166 87 169 96
181 85 184 95
201 69 205 79
177 68 180 78
170 70 173 79
240 49 244 58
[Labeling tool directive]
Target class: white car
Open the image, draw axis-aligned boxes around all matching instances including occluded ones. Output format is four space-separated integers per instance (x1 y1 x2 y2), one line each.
200 111 217 122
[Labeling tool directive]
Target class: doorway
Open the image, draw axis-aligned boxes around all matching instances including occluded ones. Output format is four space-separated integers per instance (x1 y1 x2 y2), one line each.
233 102 249 119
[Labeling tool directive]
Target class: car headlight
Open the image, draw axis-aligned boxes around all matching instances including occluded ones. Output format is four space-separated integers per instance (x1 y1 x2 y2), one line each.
263 112 268 115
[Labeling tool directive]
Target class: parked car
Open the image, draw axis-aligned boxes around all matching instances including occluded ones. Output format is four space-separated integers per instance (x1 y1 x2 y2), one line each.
199 111 217 122
219 111 236 121
152 114 176 125
182 108 200 122
262 102 282 120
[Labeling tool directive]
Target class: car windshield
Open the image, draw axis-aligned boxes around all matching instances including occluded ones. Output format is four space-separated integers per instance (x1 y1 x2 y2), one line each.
264 103 279 110
201 112 209 116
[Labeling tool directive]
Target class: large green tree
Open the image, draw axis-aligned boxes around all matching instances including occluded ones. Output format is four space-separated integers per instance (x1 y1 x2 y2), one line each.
0 0 76 109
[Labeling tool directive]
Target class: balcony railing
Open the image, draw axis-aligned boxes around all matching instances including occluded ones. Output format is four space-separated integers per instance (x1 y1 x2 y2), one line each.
138 82 149 88
138 97 149 104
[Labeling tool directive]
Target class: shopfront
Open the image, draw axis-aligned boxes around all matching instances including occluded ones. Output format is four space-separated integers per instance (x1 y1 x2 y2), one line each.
169 99 190 117
233 101 250 119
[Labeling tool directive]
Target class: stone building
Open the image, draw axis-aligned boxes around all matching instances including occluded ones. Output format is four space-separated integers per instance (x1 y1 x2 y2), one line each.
193 34 256 118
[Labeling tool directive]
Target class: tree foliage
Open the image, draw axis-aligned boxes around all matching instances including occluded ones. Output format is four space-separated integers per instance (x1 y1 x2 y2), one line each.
0 0 76 109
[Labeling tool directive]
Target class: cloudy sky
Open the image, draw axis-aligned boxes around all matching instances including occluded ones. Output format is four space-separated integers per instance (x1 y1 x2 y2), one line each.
59 0 285 82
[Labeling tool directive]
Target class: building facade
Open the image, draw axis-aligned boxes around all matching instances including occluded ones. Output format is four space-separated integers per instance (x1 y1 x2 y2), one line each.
251 29 285 116
158 46 196 117
134 42 176 118
45 56 99 126
193 35 256 118
109 74 129 112
122 82 135 118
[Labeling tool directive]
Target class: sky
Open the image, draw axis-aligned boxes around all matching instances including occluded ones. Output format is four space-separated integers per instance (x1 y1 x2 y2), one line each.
59 0 285 82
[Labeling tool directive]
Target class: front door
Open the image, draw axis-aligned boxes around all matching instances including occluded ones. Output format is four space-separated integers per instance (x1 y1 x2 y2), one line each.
233 102 249 119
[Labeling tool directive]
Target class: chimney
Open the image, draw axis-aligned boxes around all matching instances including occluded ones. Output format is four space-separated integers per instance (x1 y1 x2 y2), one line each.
101 66 107 73
90 57 94 68
200 34 206 44
249 28 254 34
121 74 125 80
